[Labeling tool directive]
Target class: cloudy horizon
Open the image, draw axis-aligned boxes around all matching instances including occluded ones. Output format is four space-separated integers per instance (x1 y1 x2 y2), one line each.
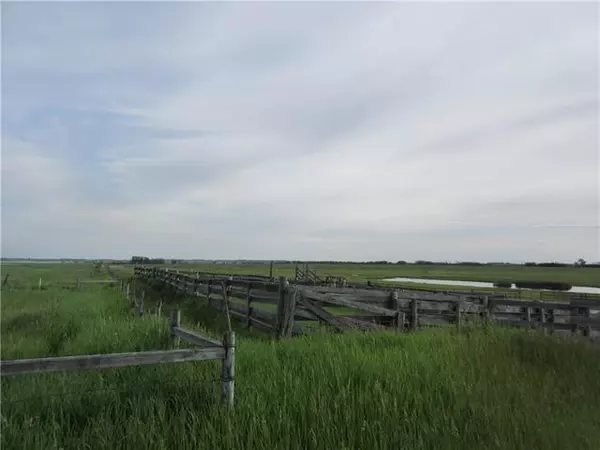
1 2 599 263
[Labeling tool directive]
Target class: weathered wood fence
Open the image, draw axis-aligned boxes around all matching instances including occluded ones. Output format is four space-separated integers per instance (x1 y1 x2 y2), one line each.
0 277 236 406
134 266 600 339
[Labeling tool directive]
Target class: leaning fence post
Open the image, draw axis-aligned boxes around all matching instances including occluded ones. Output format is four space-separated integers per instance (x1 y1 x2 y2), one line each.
246 284 253 330
138 290 145 316
171 308 181 347
221 331 236 408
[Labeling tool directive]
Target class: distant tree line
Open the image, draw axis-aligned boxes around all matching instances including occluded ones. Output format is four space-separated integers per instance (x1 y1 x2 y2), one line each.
524 260 599 268
131 256 166 265
126 257 599 268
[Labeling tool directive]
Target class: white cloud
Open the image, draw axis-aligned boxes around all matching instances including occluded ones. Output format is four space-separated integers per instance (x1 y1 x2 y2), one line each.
1 2 598 261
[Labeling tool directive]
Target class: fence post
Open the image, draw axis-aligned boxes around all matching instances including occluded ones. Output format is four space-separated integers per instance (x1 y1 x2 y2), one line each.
411 300 419 331
246 284 253 330
138 290 145 316
38 277 43 290
221 331 236 408
455 299 462 331
125 282 130 301
526 307 532 328
171 308 181 347
388 291 401 332
482 296 493 322
207 279 212 308
539 307 547 335
276 277 288 338
269 261 274 280
281 288 297 338
583 307 592 337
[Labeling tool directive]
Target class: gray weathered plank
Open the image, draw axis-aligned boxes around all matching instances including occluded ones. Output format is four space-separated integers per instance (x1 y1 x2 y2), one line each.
172 327 223 348
0 348 225 377
303 290 397 316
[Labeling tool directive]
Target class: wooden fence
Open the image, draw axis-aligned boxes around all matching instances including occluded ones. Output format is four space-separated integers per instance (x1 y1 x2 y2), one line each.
0 275 236 407
133 266 600 339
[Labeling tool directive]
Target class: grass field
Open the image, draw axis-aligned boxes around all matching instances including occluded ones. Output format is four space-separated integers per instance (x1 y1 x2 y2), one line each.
2 263 600 449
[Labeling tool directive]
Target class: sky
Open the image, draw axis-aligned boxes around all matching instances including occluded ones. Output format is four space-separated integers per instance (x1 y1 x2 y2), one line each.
1 1 599 262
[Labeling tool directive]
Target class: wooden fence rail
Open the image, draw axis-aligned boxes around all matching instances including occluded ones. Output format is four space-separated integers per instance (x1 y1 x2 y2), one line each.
0 291 236 406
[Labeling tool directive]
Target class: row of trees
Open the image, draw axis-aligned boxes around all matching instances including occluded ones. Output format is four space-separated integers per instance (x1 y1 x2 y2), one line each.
130 256 185 265
127 257 598 267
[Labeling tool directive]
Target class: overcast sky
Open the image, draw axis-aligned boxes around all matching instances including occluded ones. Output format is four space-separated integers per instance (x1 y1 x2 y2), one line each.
1 2 598 262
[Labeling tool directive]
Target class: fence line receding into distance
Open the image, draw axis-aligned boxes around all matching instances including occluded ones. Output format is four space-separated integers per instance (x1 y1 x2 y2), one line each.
133 266 600 340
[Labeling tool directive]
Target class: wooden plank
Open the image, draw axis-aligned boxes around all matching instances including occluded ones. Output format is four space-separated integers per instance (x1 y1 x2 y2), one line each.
298 296 348 332
249 316 275 331
246 293 279 304
303 290 397 316
228 300 310 334
306 286 390 299
493 299 572 310
0 348 225 377
172 327 223 348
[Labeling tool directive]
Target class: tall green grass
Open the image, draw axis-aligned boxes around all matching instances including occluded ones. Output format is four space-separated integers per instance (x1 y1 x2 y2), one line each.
2 264 600 449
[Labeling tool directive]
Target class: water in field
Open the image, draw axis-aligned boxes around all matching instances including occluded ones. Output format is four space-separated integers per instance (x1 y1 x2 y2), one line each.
381 277 600 294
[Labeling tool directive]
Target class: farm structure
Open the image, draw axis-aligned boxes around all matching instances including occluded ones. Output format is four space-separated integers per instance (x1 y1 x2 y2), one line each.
134 266 600 340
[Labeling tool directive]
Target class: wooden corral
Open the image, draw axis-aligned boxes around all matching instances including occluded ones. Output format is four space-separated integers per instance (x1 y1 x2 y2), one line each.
134 266 600 340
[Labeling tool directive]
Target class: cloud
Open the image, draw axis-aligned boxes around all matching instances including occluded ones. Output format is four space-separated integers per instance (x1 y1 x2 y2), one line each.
1 2 598 262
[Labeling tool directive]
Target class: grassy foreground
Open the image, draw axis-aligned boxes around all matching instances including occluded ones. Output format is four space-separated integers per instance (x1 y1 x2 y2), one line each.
2 264 600 449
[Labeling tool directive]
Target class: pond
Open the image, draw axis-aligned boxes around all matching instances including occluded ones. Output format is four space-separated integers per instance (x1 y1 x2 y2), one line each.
381 277 600 294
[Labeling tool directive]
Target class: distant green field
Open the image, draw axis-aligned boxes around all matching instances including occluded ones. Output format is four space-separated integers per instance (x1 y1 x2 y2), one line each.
3 263 600 449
